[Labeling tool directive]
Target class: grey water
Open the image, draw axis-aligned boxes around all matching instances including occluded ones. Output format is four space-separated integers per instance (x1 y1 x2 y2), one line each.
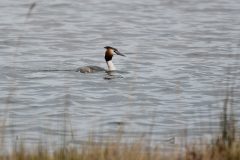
0 0 240 149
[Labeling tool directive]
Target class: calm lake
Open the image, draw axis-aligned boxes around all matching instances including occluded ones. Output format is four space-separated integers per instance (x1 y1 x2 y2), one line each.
0 0 240 149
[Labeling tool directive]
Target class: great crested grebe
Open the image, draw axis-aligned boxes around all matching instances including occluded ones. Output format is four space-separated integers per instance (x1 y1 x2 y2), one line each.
76 46 125 73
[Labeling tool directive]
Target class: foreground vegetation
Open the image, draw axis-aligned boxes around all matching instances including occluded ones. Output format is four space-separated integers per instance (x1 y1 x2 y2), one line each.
0 100 239 160
1 87 239 160
0 135 239 160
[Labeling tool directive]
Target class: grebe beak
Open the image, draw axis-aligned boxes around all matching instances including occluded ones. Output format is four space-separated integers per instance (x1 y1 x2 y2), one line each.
114 50 126 57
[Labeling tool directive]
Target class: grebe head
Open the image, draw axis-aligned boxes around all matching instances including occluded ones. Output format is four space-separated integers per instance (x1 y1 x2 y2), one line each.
104 46 125 61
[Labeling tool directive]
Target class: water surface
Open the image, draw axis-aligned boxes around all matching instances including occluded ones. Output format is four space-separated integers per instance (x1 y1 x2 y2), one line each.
0 0 240 149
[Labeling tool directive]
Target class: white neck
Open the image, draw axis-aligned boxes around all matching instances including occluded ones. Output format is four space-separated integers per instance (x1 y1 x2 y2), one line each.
106 60 116 71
